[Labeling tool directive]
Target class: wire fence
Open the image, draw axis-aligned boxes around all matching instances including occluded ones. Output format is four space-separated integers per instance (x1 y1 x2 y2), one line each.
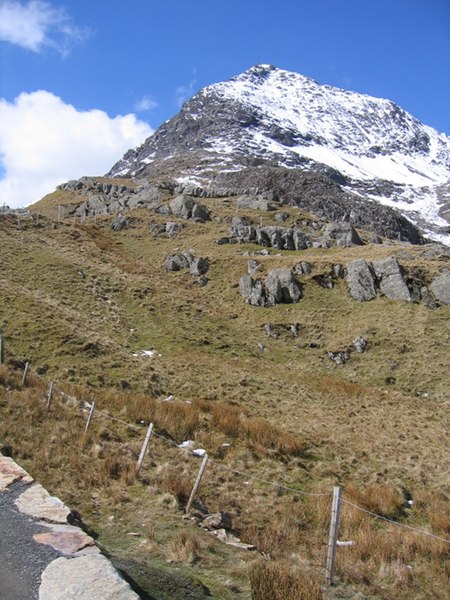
1 336 449 589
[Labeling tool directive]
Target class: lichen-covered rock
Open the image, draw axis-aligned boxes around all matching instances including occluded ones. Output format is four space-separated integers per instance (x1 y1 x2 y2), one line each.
373 257 411 301
240 269 302 307
189 257 209 276
163 254 189 272
236 195 277 211
346 259 377 301
111 215 129 231
430 272 450 305
169 194 210 222
322 221 363 247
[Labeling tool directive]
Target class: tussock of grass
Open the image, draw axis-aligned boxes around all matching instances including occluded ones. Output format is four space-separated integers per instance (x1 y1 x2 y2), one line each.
249 560 322 600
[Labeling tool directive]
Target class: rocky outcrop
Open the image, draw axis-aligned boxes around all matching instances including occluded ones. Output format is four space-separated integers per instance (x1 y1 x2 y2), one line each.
168 194 211 222
373 257 411 301
149 220 184 237
321 222 363 247
230 218 312 250
236 194 278 211
430 272 450 305
346 260 377 302
164 251 210 279
346 256 412 302
239 268 302 307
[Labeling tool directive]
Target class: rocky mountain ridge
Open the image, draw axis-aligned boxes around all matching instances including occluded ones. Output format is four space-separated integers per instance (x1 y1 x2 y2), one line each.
107 64 450 243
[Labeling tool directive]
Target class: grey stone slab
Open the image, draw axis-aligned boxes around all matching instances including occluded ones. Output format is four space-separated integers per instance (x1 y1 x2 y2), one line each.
39 555 139 599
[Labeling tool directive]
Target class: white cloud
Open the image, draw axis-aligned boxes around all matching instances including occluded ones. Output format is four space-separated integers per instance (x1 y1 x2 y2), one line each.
0 90 153 208
134 96 158 112
0 0 88 55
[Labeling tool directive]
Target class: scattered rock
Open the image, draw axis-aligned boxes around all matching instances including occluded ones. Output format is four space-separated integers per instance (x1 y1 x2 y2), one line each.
149 221 184 237
163 254 189 272
209 528 256 551
189 257 209 276
200 512 233 531
328 351 350 365
352 336 368 353
294 261 312 275
274 211 289 222
263 323 300 339
265 268 303 305
111 215 129 231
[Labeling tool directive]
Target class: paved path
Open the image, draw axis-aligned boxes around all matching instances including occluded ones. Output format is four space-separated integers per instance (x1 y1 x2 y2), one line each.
0 455 141 600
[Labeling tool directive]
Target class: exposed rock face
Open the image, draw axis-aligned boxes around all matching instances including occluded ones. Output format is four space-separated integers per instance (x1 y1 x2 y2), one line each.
169 194 211 222
346 259 377 302
430 272 450 305
346 256 412 302
239 268 302 307
322 222 363 247
106 64 444 242
230 221 312 250
164 251 210 277
236 195 277 211
373 257 411 301
149 220 184 237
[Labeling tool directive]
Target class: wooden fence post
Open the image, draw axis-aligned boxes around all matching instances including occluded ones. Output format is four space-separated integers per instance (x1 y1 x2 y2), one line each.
326 486 342 585
84 402 95 435
0 330 4 364
46 381 54 410
21 362 29 387
135 423 154 476
185 453 209 514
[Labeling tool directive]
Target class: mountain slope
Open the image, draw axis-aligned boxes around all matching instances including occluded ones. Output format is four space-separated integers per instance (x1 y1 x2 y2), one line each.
108 64 450 242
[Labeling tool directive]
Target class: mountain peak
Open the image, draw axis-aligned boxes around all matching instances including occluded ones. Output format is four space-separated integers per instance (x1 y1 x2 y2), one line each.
108 66 450 243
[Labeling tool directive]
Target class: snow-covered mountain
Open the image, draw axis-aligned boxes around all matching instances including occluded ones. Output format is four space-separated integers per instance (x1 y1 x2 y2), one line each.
108 64 450 242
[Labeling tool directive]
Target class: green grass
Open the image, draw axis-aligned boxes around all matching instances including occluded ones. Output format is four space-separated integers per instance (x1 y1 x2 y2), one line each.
1 197 449 598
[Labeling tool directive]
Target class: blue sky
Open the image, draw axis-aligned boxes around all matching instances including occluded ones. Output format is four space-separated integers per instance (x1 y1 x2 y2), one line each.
1 0 449 207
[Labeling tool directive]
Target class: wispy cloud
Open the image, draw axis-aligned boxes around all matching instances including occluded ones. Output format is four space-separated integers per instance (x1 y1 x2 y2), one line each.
0 90 152 208
134 96 158 113
175 70 198 108
0 0 89 56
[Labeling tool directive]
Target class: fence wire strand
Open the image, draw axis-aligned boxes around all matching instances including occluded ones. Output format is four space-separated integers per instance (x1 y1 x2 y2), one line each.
3 342 450 545
340 498 450 544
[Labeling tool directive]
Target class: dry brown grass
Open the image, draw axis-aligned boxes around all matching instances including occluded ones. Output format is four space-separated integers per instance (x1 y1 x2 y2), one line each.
211 402 243 436
161 467 193 506
243 418 307 457
168 530 202 564
249 559 322 600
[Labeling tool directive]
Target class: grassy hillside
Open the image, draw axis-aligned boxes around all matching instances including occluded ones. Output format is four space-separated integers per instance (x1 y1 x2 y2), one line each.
0 199 449 599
